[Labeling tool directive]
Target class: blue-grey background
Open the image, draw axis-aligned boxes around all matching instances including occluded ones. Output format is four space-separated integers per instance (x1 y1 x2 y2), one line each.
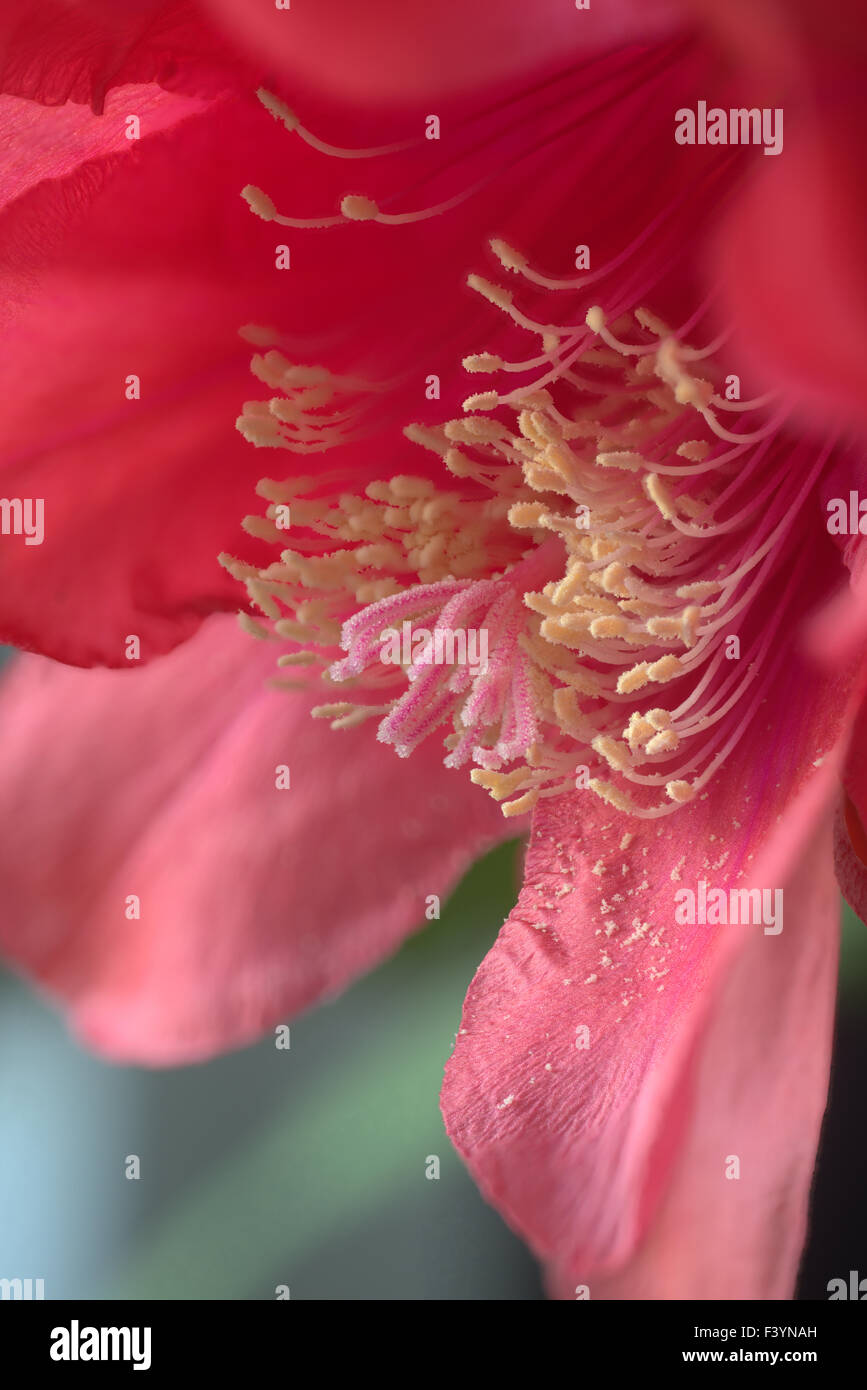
0 838 864 1300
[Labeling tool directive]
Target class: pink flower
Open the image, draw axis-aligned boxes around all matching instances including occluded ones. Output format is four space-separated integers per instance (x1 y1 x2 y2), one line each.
3 0 867 1299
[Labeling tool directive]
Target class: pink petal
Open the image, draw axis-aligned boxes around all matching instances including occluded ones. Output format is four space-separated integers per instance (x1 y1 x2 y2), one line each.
549 789 840 1299
714 105 867 436
0 0 247 109
441 653 851 1290
0 616 520 1064
0 89 301 667
834 670 867 920
0 35 730 668
0 80 441 668
808 537 867 917
204 0 680 106
805 535 867 670
0 84 210 205
684 0 867 77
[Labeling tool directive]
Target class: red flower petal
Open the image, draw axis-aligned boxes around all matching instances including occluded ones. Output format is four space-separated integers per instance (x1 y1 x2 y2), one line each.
835 793 867 927
715 102 867 436
684 0 867 78
203 0 679 107
0 83 212 204
0 616 521 1064
0 36 725 667
834 670 867 919
0 92 284 665
441 651 851 1290
0 0 247 110
548 792 840 1298
804 536 867 672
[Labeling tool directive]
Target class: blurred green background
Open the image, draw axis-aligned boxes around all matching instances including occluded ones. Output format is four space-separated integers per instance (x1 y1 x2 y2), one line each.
0 838 865 1300
0 840 542 1300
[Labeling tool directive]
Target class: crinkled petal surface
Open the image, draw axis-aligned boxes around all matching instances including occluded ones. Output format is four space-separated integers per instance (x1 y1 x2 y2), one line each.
0 0 246 108
0 78 469 667
0 86 348 667
0 616 519 1064
549 782 840 1299
442 642 852 1293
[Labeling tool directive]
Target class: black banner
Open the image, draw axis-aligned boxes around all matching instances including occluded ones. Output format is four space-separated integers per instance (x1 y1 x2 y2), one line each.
0 1299 862 1374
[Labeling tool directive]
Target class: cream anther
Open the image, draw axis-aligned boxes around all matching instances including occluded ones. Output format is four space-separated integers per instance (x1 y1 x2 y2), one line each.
242 186 279 221
490 239 528 272
645 729 679 755
463 353 505 372
624 712 654 749
592 735 631 771
645 473 677 521
646 709 671 730
647 655 682 683
601 562 629 594
256 89 300 132
676 581 719 600
589 779 635 813
680 606 701 647
677 440 710 462
597 451 644 471
617 663 650 695
675 375 714 409
589 615 627 639
666 780 695 803
467 274 514 311
341 194 381 221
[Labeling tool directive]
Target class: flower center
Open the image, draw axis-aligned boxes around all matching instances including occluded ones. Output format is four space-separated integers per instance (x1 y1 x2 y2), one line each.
223 89 837 819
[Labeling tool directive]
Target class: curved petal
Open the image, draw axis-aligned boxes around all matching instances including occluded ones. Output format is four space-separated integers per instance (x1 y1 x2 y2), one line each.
0 89 337 667
441 642 852 1288
684 0 867 78
809 536 867 916
550 792 840 1299
834 659 867 918
203 0 680 107
834 795 867 924
0 615 521 1065
0 36 732 668
0 83 211 205
681 0 867 433
0 0 248 109
804 537 867 671
714 99 867 437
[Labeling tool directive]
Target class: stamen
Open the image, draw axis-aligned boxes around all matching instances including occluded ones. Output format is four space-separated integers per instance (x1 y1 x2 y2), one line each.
229 105 840 823
256 87 417 160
